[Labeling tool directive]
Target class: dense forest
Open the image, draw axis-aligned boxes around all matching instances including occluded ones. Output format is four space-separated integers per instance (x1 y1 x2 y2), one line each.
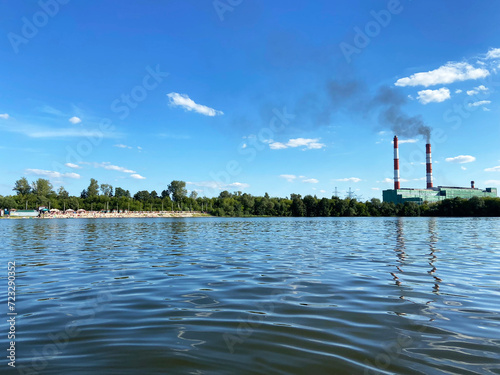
1 177 500 217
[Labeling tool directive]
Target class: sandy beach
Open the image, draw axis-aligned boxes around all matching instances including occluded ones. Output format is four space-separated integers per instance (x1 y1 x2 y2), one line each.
4 211 211 219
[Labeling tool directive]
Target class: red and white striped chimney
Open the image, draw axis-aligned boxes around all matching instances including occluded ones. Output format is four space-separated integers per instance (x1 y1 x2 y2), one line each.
426 143 433 189
394 136 400 190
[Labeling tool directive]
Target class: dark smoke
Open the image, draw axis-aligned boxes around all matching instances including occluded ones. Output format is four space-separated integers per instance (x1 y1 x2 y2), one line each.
372 86 431 142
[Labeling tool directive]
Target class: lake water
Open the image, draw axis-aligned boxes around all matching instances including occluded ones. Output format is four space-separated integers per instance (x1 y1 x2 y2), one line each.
1 217 500 374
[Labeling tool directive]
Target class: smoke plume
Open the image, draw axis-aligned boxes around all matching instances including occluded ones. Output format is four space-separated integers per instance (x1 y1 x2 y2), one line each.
373 86 431 142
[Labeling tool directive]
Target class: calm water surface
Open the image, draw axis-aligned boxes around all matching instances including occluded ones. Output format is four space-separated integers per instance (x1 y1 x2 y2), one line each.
1 217 499 374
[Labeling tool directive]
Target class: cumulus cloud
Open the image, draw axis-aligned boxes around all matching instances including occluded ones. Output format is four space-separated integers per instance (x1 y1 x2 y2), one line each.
335 177 362 183
455 89 462 94
398 138 418 144
417 88 451 104
395 62 489 87
227 182 250 189
94 162 135 173
26 169 80 179
486 48 500 60
65 163 82 169
0 113 9 119
302 178 319 184
468 100 491 107
69 116 82 124
187 181 249 191
280 174 297 182
269 138 325 150
167 93 223 116
83 162 138 174
130 174 146 180
445 155 476 164
466 85 488 96
485 166 500 172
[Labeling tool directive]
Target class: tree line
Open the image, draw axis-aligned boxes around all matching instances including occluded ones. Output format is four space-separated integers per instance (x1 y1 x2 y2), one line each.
1 177 499 217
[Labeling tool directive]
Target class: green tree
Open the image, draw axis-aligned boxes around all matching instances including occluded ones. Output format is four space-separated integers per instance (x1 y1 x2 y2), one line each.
115 187 130 198
134 190 150 201
291 198 306 217
87 178 99 197
13 177 31 196
57 186 69 199
303 195 317 217
168 180 187 203
32 178 54 198
100 184 113 197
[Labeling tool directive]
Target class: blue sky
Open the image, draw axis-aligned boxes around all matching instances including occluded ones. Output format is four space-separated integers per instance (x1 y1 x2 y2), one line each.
1 0 500 199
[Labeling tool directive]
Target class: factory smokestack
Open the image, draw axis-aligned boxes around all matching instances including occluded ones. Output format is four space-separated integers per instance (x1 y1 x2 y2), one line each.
471 181 475 189
394 136 400 190
426 143 433 189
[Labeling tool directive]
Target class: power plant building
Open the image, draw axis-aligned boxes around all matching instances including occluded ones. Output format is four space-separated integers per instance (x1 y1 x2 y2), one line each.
383 136 497 205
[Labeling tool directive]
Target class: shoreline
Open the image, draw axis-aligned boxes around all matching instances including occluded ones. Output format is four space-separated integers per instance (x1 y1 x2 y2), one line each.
1 211 212 219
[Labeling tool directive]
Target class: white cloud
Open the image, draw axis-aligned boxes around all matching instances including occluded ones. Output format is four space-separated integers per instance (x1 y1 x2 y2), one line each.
87 162 136 174
269 142 288 150
417 88 451 104
187 181 249 191
280 174 297 182
100 163 135 173
455 89 462 94
485 180 500 186
167 92 223 117
395 62 489 87
483 107 491 112
114 144 132 149
227 182 250 189
320 189 326 193
269 138 325 150
65 163 82 169
485 166 500 172
302 178 319 184
445 155 476 164
69 116 82 124
398 138 418 144
466 85 488 96
468 100 491 107
130 174 146 180
335 177 362 183
486 48 500 60
461 166 467 171
26 169 80 179
0 122 117 139
0 113 9 119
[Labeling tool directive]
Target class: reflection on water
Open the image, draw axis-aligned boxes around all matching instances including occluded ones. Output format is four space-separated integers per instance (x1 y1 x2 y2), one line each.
1 217 499 375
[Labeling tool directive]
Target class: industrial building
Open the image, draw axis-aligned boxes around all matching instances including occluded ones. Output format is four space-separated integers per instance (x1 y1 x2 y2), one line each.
383 136 497 205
